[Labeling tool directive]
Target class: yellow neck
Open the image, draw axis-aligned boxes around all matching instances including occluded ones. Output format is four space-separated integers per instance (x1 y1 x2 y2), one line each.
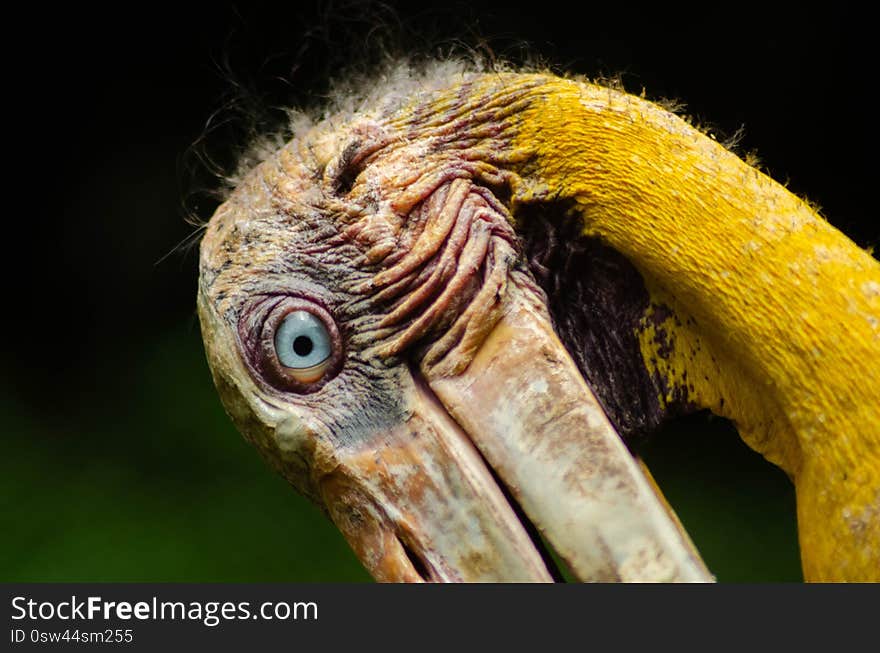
501 76 880 580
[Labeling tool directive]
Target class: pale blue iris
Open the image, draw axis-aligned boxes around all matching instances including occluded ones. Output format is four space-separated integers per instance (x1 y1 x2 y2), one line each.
274 311 332 368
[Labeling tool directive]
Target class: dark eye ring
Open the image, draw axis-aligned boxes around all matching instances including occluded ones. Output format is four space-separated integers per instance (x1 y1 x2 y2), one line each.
253 297 343 393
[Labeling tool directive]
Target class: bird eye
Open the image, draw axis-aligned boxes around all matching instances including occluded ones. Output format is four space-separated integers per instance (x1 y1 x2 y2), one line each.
247 296 343 393
274 311 332 383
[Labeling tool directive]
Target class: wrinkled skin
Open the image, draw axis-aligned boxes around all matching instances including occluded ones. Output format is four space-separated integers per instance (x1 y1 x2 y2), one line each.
199 68 880 582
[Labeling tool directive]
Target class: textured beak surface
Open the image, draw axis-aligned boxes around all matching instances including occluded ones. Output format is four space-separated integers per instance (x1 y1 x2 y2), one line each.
427 291 713 582
317 374 554 582
322 288 712 582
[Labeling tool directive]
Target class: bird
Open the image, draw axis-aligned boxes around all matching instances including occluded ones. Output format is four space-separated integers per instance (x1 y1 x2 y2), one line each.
197 64 880 582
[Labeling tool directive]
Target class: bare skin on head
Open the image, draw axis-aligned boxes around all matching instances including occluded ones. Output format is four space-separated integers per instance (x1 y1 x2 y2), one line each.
199 66 880 582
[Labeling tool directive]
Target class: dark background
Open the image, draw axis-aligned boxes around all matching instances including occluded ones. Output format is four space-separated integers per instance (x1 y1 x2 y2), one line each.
4 2 876 582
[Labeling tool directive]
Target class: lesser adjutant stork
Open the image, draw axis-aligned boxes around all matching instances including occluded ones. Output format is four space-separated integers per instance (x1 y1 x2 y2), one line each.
198 68 879 582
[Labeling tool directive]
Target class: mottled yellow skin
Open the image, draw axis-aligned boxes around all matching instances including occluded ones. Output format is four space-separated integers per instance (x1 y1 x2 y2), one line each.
499 76 879 581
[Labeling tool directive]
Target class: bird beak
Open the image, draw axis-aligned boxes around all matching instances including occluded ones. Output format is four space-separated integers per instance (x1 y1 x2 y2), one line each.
316 374 554 582
319 288 713 582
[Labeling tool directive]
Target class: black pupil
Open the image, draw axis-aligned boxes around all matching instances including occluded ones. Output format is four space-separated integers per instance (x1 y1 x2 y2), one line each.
293 335 314 357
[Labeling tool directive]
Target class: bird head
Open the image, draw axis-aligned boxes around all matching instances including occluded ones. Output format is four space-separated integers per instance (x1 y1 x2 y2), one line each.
198 67 879 582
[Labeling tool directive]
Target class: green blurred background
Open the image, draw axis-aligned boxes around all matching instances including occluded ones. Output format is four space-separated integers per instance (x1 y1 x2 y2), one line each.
5 2 875 582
